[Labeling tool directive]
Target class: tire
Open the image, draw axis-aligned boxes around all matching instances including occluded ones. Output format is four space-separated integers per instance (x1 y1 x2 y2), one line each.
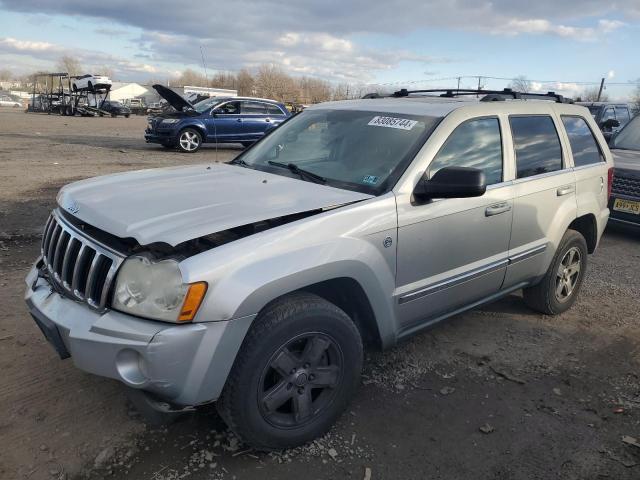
125 114 130 118
111 113 117 118
177 128 203 153
523 229 588 315
217 292 363 450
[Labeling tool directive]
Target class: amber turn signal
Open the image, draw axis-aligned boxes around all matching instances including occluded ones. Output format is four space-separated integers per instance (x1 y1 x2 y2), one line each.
178 282 208 322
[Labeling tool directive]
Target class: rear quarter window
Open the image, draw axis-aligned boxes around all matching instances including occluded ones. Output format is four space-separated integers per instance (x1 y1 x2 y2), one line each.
510 116 563 179
561 116 604 167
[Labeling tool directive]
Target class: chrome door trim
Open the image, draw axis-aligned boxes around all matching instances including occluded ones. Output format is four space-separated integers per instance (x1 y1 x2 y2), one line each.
398 258 509 304
507 244 547 264
398 243 548 305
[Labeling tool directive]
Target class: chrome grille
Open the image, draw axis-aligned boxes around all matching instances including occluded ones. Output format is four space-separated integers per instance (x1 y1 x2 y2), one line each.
612 174 640 198
41 210 125 311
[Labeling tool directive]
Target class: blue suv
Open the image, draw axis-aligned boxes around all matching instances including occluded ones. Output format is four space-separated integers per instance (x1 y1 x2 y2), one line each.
145 85 290 153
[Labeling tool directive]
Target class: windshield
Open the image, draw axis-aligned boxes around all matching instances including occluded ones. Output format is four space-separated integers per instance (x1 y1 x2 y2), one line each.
613 114 640 151
235 108 440 194
193 97 222 113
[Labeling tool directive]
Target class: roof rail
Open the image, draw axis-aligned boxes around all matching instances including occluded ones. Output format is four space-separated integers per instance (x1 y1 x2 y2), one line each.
383 88 573 104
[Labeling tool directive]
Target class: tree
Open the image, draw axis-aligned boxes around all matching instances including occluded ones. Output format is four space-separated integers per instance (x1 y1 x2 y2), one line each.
578 86 609 102
236 69 254 96
176 68 208 87
56 55 82 76
0 69 12 81
95 65 115 79
631 80 640 116
508 75 532 93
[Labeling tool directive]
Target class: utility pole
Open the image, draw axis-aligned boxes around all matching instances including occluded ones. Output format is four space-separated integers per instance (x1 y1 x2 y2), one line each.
200 45 209 85
457 76 461 93
477 76 482 97
596 77 605 101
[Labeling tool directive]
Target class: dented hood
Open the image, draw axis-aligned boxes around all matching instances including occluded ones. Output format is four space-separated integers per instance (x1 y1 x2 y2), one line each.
57 163 372 246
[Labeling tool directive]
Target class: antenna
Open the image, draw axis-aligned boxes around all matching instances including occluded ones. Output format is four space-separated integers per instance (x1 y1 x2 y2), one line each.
200 45 209 84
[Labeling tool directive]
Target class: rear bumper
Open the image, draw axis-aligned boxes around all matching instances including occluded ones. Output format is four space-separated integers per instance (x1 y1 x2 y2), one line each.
25 261 254 406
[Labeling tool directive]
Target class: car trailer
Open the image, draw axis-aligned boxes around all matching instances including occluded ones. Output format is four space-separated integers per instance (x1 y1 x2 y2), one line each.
27 73 112 117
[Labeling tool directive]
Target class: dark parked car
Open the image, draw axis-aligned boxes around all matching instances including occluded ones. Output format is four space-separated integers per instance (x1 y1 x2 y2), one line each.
145 85 290 152
99 100 131 118
577 102 633 142
608 114 640 228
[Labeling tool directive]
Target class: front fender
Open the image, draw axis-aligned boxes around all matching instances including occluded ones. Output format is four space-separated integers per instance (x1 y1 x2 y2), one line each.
179 195 399 346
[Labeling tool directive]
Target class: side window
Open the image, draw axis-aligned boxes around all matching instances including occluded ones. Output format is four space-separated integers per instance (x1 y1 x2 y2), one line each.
217 101 240 114
561 116 603 167
510 116 563 179
615 107 631 126
265 104 284 116
429 117 503 185
601 107 615 122
242 101 267 114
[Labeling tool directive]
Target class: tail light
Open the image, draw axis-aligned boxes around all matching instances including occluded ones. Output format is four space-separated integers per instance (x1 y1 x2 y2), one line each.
607 167 614 199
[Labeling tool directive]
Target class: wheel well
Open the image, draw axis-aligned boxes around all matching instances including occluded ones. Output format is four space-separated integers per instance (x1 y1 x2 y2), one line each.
298 278 382 350
569 214 597 253
180 125 206 140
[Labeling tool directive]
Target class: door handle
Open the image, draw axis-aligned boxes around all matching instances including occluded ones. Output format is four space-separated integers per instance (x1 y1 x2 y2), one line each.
485 203 512 217
236 118 243 123
265 118 271 123
557 185 575 196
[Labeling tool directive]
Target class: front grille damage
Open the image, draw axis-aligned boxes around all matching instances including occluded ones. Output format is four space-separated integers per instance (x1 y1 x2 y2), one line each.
41 211 124 311
39 208 324 310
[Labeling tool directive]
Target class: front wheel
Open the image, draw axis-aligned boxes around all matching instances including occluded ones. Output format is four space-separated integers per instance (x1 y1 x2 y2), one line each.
217 292 363 450
523 229 588 315
177 128 202 153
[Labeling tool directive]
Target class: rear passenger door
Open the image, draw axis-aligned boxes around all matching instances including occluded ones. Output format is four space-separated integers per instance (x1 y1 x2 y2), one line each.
560 115 608 240
503 115 577 288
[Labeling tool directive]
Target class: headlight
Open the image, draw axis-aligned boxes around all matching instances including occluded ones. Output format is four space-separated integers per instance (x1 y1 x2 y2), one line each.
112 256 207 322
161 118 180 124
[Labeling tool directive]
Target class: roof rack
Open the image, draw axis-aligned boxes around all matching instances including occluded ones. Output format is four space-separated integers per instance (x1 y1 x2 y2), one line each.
363 88 573 104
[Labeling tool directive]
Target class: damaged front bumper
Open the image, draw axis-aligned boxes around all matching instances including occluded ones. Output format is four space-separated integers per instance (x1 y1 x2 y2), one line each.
25 260 255 406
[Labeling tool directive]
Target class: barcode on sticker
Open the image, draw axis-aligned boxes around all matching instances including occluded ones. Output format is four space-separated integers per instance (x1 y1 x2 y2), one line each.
368 116 417 130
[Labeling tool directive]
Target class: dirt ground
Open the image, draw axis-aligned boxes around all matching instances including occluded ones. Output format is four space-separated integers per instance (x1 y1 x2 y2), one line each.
1 107 639 480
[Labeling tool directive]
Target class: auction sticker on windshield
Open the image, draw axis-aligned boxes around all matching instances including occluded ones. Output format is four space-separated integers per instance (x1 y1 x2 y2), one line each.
368 116 417 130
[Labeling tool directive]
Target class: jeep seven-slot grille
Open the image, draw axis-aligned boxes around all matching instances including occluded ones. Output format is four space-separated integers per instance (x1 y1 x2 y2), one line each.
41 211 125 311
612 173 640 198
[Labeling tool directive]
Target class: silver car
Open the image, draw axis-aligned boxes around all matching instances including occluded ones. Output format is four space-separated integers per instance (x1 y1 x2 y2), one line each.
25 89 612 450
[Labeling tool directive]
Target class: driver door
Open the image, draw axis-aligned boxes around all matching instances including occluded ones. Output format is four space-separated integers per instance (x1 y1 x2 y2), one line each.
207 101 242 142
395 117 514 333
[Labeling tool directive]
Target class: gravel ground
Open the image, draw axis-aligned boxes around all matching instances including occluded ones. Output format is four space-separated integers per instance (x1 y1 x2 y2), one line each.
1 108 639 480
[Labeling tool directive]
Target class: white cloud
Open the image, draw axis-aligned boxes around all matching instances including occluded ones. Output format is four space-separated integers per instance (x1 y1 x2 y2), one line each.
491 17 625 40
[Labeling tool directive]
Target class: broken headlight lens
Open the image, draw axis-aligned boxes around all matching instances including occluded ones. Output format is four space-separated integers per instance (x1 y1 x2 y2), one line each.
112 256 189 322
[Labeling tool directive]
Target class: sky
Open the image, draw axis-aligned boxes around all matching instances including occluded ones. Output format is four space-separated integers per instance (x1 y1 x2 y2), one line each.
0 0 639 99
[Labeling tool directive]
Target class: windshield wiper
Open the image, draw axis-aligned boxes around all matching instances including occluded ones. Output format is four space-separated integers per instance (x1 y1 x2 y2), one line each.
231 158 251 167
267 161 326 184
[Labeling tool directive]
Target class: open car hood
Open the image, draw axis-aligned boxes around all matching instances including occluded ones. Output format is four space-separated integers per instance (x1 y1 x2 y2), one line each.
56 163 373 247
152 84 194 112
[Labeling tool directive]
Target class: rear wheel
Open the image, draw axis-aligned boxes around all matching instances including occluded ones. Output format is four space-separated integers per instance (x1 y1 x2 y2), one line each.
217 292 363 450
177 128 202 153
523 229 588 315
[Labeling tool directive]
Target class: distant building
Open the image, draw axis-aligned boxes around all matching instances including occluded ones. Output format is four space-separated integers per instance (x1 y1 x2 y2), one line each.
109 82 154 103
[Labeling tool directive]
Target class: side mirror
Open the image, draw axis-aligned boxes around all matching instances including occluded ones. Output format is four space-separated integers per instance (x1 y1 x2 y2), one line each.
601 118 620 129
414 166 487 200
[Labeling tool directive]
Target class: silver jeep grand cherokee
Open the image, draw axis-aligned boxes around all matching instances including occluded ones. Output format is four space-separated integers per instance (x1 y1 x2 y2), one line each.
25 89 612 450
